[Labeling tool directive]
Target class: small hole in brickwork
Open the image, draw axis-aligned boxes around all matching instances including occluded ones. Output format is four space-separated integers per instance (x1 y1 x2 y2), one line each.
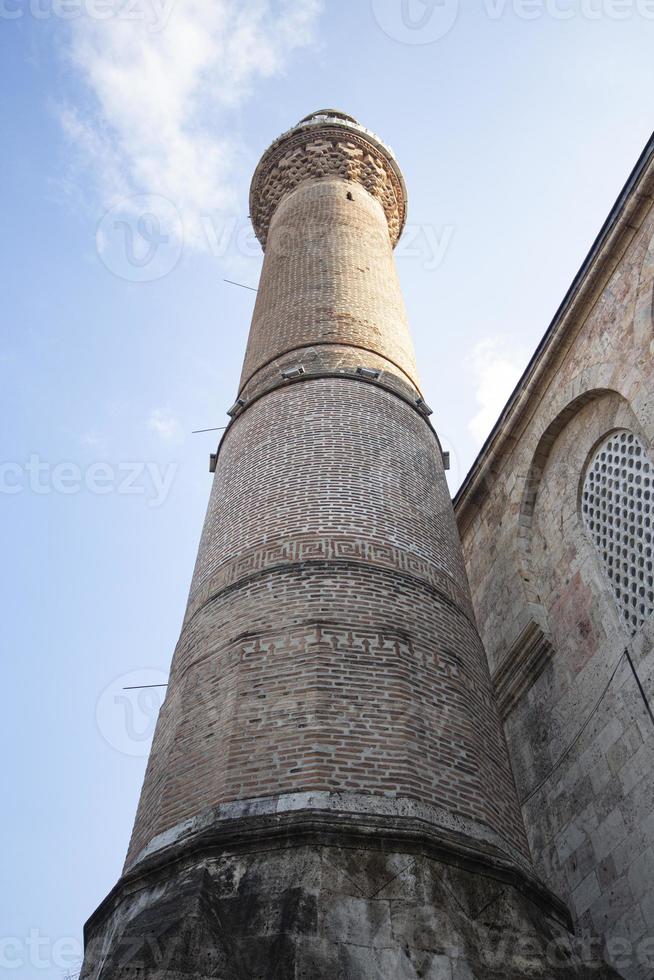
582 429 654 633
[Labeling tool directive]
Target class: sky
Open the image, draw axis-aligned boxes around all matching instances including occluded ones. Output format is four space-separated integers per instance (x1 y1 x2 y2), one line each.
2 1 654 976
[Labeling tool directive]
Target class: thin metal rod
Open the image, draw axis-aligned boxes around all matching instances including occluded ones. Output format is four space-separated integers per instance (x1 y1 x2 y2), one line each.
192 425 228 434
625 647 654 728
223 278 258 292
123 684 168 690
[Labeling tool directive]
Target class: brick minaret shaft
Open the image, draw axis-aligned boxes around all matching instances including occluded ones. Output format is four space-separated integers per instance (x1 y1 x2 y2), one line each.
81 112 618 980
127 109 527 866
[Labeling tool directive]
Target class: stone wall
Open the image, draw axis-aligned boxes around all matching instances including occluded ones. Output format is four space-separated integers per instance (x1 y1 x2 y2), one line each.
455 151 654 979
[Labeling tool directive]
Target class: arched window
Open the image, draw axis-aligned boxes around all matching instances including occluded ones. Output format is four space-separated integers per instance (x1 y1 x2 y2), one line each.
582 429 654 633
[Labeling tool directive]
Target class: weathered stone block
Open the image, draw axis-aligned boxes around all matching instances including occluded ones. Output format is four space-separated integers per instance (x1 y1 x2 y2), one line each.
81 833 620 980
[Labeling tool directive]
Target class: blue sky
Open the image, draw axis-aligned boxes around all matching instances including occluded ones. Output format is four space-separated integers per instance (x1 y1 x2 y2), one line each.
2 1 654 975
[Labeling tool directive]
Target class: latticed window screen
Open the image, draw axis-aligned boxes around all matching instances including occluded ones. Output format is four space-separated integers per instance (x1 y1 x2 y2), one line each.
582 429 654 633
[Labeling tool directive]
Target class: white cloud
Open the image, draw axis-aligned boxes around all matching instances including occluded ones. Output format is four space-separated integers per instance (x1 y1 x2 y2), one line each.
148 407 183 442
60 0 322 249
467 338 527 447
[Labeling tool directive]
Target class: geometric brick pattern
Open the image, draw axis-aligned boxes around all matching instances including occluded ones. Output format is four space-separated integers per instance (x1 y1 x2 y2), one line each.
127 572 530 866
184 530 476 626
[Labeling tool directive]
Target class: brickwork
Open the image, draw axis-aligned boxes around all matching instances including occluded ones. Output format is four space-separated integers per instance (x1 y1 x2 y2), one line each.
240 178 419 393
189 380 467 612
127 373 527 868
125 113 531 874
455 143 654 978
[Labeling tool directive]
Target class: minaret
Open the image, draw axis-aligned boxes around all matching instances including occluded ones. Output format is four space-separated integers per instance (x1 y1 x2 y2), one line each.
81 112 617 979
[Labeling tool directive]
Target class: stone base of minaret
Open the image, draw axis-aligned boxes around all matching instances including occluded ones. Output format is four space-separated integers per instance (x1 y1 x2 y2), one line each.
81 801 619 979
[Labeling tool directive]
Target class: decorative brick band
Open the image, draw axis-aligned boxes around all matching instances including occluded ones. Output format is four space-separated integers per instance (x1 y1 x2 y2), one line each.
185 537 475 628
128 615 528 868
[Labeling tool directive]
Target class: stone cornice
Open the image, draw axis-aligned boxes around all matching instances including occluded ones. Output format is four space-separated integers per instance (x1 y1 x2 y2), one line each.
249 112 407 248
84 793 573 943
214 368 442 469
492 621 555 721
454 131 654 533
